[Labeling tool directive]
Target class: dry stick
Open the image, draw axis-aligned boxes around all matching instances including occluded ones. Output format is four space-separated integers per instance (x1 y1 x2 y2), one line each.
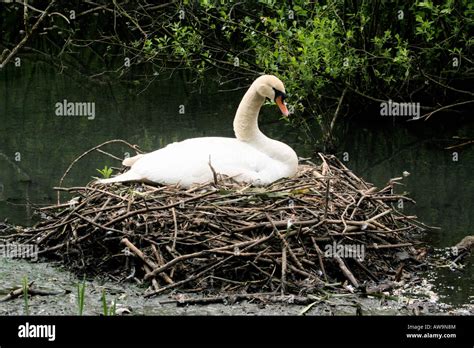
73 212 124 234
0 283 64 301
34 197 112 245
233 217 376 234
37 217 123 255
54 186 125 201
163 293 320 306
261 183 316 194
121 238 165 289
323 177 330 219
249 262 280 287
352 259 379 282
39 201 78 211
233 218 319 233
24 192 99 236
312 236 328 282
95 148 123 161
89 197 112 222
0 281 34 302
121 238 157 270
144 255 234 297
394 263 405 282
367 209 394 224
329 229 401 236
319 153 331 176
266 213 304 271
334 255 359 288
455 235 474 253
263 252 324 286
327 154 370 190
145 264 160 292
105 190 217 227
340 202 352 233
368 219 391 232
208 156 219 185
281 244 287 295
151 244 173 284
391 210 440 230
21 218 75 238
144 235 273 280
57 139 142 204
213 250 280 257
164 246 178 280
353 187 378 215
325 219 376 228
171 207 178 251
367 242 413 249
0 1 56 68
145 233 278 297
286 264 320 282
371 195 416 203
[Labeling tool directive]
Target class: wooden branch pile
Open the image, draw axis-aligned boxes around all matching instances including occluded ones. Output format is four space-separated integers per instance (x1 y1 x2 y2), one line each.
10 154 429 297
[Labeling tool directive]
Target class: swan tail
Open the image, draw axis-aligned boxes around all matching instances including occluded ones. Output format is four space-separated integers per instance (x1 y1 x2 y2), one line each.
96 170 142 184
122 154 144 167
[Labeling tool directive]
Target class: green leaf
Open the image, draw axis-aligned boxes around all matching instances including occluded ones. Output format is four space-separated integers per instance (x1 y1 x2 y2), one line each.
97 166 113 179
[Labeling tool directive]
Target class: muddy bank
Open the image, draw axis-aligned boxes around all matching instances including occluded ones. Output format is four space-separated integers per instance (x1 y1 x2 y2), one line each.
1 259 471 316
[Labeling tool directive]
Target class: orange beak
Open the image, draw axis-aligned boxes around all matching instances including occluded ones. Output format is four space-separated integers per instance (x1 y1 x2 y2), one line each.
276 95 289 116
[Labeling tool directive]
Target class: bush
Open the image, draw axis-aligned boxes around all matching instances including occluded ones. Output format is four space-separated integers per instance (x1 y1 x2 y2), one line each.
1 0 472 147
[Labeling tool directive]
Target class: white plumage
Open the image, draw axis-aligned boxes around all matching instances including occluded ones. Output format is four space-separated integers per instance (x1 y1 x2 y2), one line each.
97 75 298 187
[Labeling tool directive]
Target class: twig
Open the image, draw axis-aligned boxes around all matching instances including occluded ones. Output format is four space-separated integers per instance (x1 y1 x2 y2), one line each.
57 139 142 204
334 255 359 288
0 1 56 68
421 100 474 120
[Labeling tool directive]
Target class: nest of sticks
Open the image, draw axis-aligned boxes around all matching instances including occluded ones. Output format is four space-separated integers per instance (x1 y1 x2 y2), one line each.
10 152 430 297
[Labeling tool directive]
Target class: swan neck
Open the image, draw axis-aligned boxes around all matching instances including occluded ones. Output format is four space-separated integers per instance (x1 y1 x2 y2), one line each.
233 85 265 141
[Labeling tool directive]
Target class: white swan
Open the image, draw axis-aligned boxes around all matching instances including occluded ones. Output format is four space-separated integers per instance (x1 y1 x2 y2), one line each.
97 75 298 187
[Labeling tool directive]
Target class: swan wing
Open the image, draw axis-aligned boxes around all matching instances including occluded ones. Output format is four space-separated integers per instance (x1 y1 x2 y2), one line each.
130 137 285 186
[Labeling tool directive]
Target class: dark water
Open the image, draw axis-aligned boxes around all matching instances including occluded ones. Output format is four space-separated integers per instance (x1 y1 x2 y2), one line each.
338 120 474 306
0 60 472 307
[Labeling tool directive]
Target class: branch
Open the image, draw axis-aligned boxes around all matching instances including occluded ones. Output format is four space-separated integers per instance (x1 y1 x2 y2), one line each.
421 99 474 121
420 69 474 97
0 0 56 68
329 87 347 135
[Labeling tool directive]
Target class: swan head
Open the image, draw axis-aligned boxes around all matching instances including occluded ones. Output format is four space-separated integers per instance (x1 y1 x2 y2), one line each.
254 75 289 116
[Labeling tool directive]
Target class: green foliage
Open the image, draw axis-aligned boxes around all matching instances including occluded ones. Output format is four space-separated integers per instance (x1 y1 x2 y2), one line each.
101 289 116 316
97 166 113 179
22 276 29 315
2 0 471 145
77 279 86 315
136 0 471 143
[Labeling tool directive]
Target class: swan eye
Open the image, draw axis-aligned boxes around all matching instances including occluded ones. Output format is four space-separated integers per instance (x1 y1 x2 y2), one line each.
272 88 286 102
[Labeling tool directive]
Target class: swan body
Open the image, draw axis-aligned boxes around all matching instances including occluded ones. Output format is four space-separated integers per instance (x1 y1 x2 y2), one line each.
97 75 298 187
